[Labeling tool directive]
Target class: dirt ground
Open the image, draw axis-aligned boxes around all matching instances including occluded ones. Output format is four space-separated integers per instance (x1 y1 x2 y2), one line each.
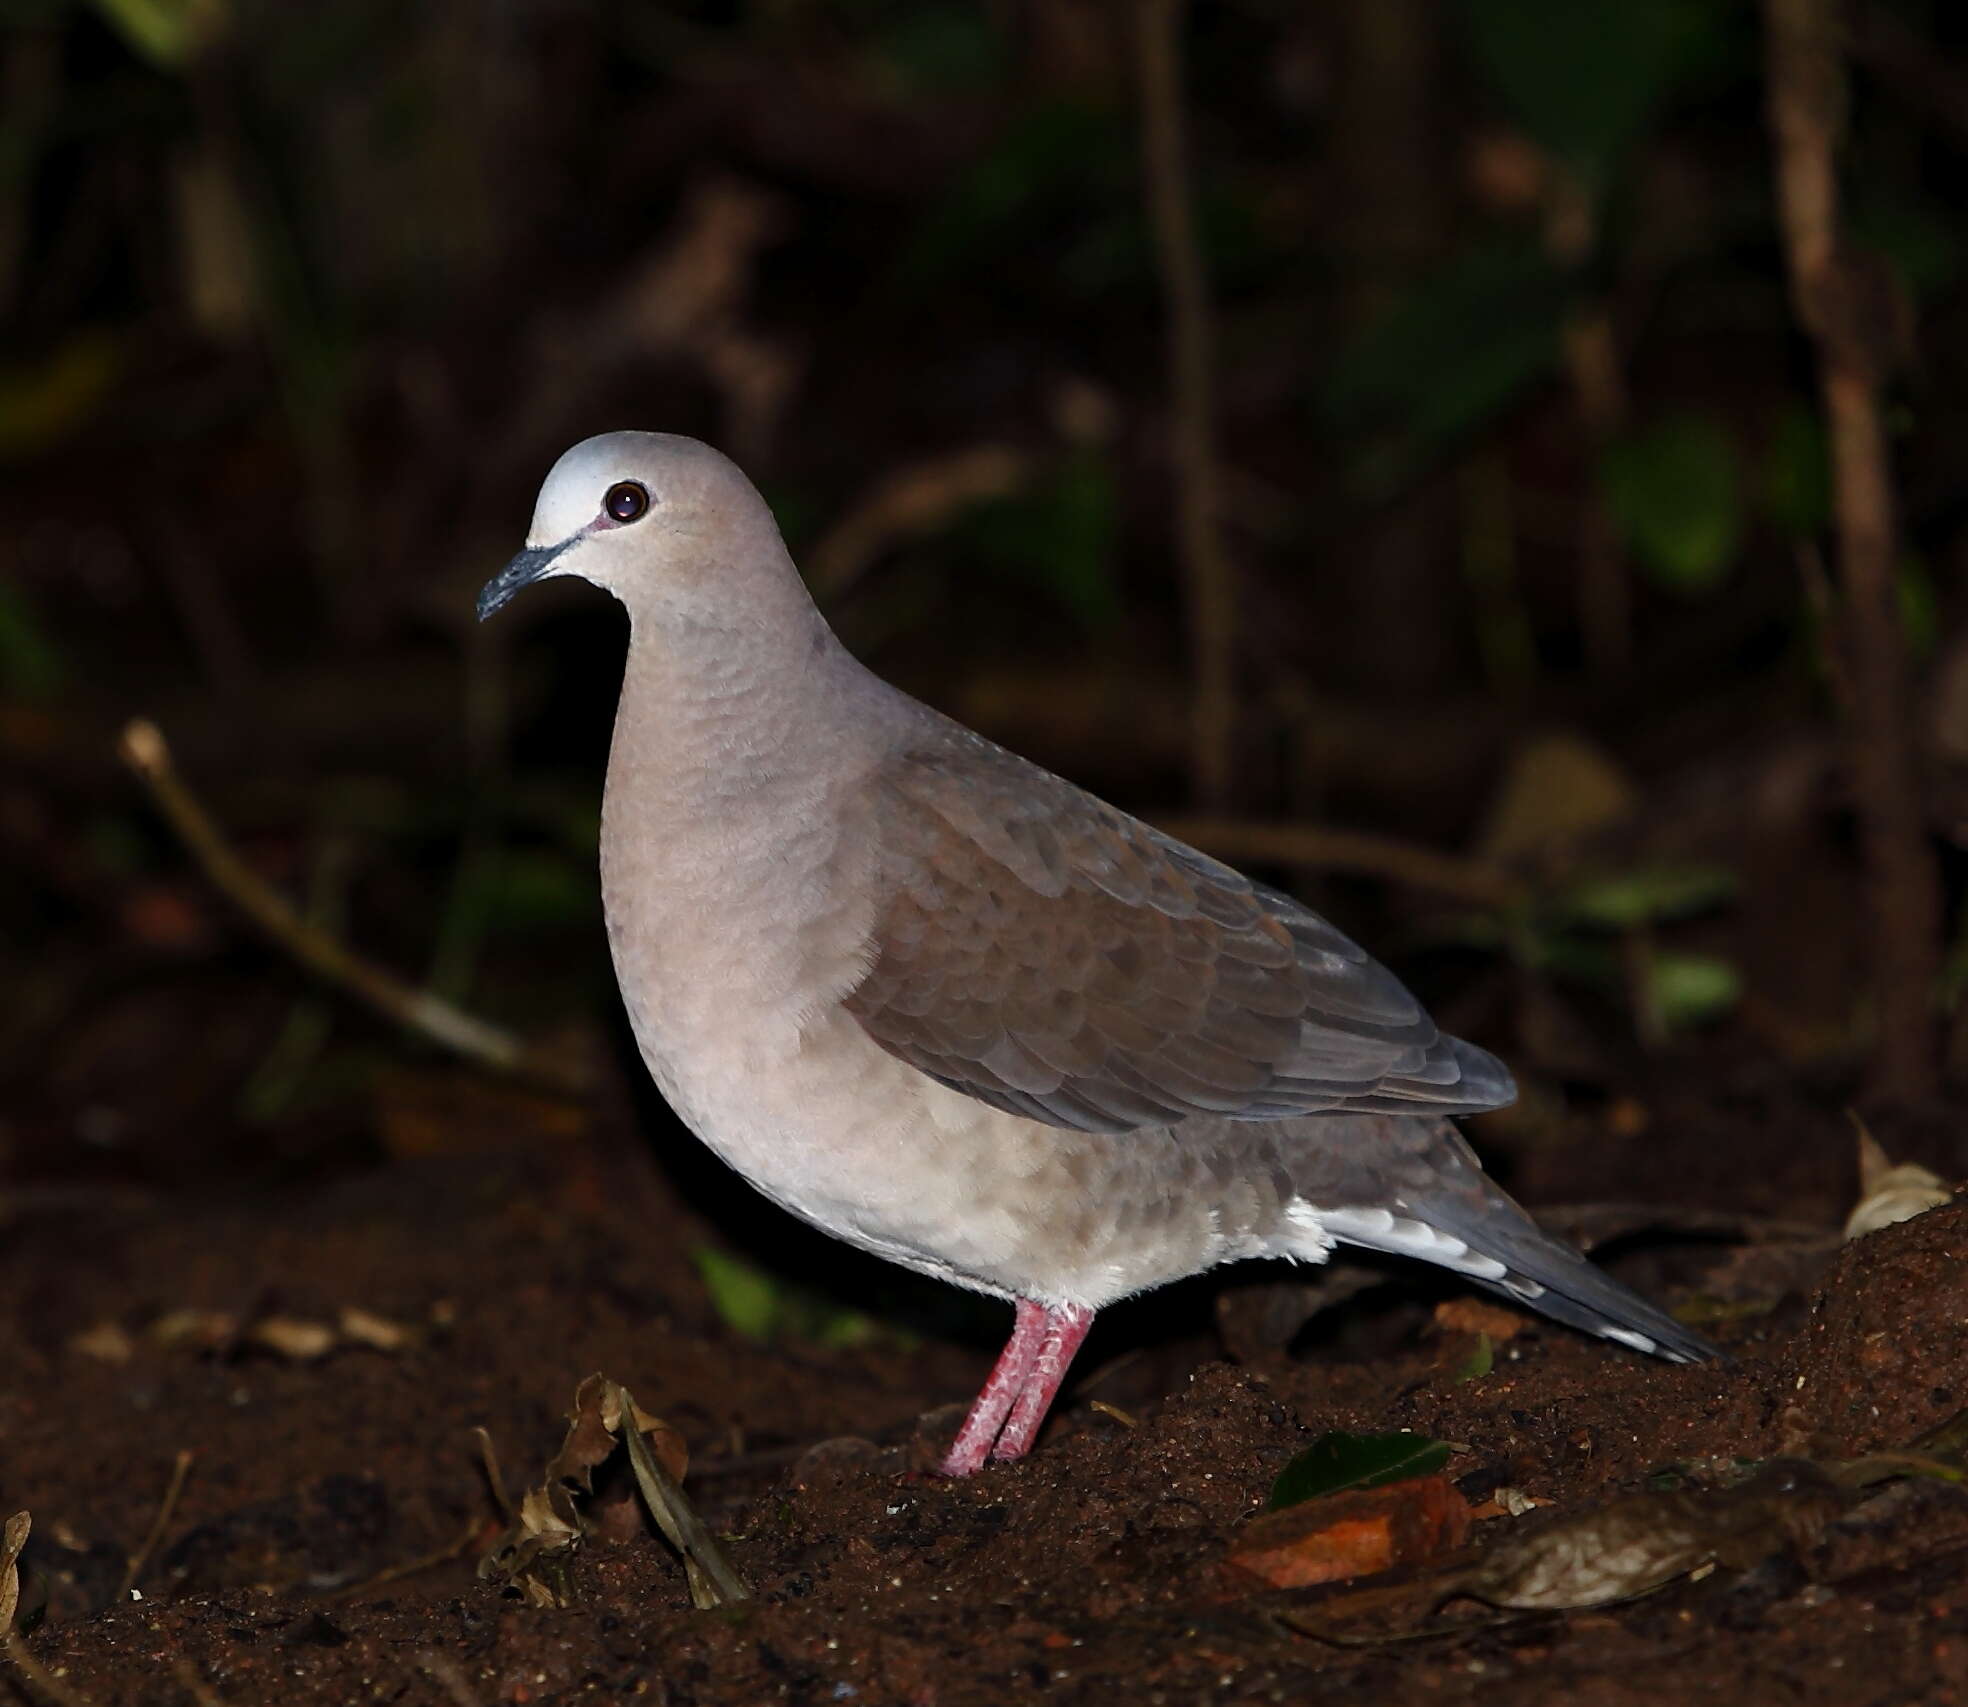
4 1049 1967 1707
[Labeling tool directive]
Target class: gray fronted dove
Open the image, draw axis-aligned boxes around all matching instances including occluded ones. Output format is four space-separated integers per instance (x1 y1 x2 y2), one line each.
478 432 1714 1478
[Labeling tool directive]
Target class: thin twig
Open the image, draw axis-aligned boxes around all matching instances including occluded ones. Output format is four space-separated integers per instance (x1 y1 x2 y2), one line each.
1137 0 1237 811
117 720 584 1097
1147 816 1525 908
118 1449 192 1603
471 1428 515 1526
808 444 1031 599
322 1521 480 1603
1763 0 1943 1099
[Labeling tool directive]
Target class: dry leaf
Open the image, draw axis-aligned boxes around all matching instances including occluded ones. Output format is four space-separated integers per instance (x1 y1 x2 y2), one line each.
480 1373 708 1606
1477 733 1635 869
1462 1464 1844 1610
337 1307 416 1353
1844 1118 1950 1240
150 1308 236 1350
70 1322 135 1364
1225 1476 1471 1591
1431 1299 1529 1342
249 1316 337 1360
1 1511 27 1632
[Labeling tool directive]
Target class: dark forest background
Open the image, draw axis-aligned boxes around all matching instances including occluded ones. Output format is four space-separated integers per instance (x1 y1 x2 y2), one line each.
6 0 1968 1195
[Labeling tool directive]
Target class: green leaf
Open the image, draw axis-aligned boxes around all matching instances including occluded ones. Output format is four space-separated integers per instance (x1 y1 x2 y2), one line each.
90 0 224 68
689 1248 891 1349
691 1247 781 1343
1600 413 1741 594
1553 863 1738 930
1647 952 1742 1032
1454 1333 1496 1382
1268 1430 1454 1511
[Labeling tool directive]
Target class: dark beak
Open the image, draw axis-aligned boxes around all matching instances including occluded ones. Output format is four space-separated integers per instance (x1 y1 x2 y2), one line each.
477 541 571 621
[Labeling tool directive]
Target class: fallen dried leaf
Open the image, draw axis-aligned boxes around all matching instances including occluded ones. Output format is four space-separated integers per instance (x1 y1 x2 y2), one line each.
1844 1116 1951 1240
150 1308 236 1350
1 1512 27 1631
1468 1486 1546 1521
612 1381 749 1608
1461 1462 1845 1610
248 1316 337 1360
1432 1299 1529 1342
479 1373 735 1610
337 1307 417 1353
1227 1475 1471 1591
69 1323 134 1364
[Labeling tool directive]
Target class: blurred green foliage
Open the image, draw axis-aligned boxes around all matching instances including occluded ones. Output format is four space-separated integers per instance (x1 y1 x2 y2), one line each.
895 102 1142 299
0 580 63 699
1551 864 1739 932
1761 406 1832 540
1321 242 1568 495
865 0 1007 94
691 1245 895 1349
0 334 120 460
948 448 1120 630
1461 0 1729 186
1600 413 1741 596
88 0 222 68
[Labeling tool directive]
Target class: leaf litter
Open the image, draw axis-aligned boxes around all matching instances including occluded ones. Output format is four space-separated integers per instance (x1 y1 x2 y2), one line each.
478 1372 749 1610
1271 1407 1968 1646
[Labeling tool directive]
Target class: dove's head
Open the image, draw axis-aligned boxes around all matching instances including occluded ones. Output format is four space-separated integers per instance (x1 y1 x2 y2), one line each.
478 432 805 631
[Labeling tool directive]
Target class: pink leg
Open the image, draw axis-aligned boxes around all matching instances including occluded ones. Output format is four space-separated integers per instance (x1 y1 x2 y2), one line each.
938 1300 1050 1477
989 1303 1094 1464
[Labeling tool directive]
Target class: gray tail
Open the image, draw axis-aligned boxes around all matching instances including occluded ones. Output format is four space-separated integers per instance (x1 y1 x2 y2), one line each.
1319 1121 1720 1366
1457 1221 1718 1364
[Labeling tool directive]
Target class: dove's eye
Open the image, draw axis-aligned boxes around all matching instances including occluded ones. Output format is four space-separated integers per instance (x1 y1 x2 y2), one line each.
604 481 650 523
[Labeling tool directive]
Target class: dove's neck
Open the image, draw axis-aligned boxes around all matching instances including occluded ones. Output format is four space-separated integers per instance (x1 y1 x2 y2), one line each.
604 581 884 807
596 587 893 1067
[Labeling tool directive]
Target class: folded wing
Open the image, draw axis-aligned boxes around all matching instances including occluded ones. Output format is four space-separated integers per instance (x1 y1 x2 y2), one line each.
843 722 1515 1134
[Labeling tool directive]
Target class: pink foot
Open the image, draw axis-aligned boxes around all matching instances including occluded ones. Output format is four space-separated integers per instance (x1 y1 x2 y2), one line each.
937 1300 1095 1476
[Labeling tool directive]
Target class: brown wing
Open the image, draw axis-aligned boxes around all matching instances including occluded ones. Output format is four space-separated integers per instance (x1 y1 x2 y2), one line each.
842 723 1515 1134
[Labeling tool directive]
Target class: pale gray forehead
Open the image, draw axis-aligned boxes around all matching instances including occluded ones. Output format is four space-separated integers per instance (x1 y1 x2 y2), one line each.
527 432 746 545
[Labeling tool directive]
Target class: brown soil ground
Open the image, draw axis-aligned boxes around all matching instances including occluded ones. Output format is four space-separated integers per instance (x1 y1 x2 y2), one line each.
4 1065 1967 1707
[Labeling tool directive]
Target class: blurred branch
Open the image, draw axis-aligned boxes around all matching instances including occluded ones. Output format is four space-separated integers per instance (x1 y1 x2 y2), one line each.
1149 816 1525 909
1137 0 1237 811
1551 185 1632 677
117 719 585 1098
1764 0 1942 1099
809 444 1032 600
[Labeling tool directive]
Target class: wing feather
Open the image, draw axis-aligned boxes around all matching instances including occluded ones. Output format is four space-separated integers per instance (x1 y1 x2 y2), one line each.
842 722 1514 1133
